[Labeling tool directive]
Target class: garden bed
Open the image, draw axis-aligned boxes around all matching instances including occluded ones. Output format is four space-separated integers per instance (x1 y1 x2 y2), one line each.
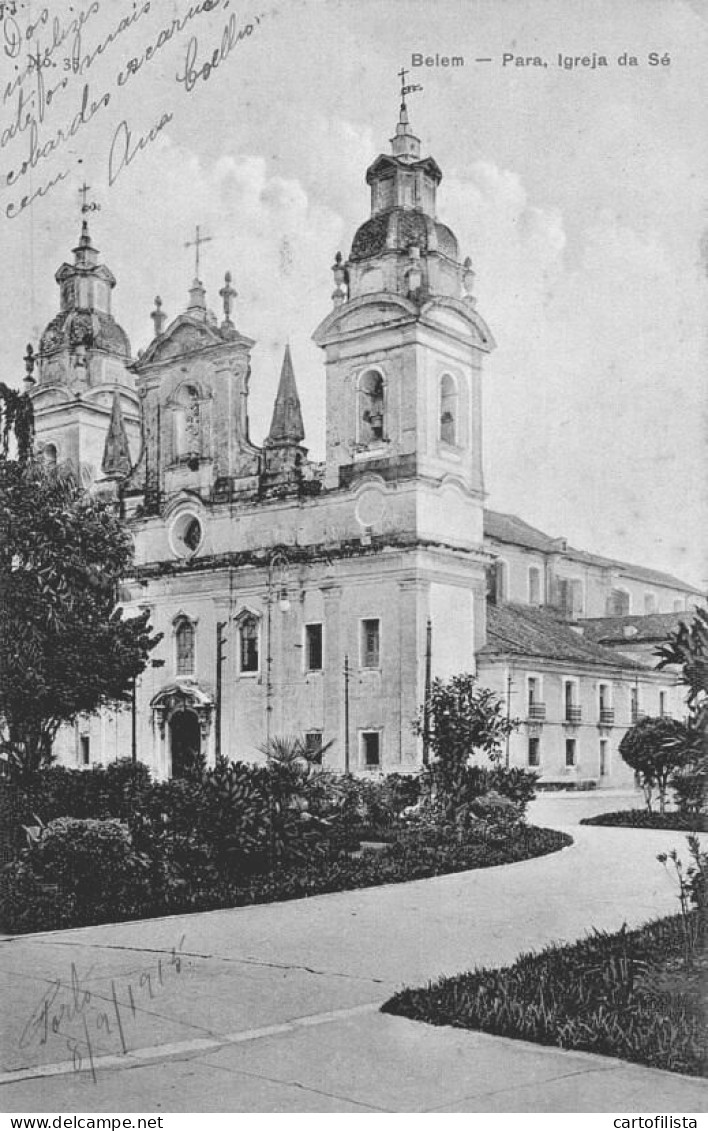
1 824 571 934
580 809 707 832
382 912 707 1077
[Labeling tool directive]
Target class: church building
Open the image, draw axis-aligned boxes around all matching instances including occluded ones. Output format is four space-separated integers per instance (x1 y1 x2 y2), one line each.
26 98 701 785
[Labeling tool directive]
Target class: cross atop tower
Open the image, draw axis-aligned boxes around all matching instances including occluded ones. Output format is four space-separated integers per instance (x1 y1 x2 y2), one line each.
78 181 100 215
185 224 213 282
397 66 423 114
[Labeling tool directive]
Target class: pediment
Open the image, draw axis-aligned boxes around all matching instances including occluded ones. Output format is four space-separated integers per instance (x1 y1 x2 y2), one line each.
313 293 417 346
31 385 72 409
135 316 224 368
421 298 496 352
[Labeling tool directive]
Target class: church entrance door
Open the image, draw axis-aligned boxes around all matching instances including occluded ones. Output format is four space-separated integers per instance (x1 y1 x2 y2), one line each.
170 709 201 779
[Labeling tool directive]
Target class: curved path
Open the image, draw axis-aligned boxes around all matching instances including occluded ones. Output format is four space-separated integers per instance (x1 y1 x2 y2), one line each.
1 792 706 1112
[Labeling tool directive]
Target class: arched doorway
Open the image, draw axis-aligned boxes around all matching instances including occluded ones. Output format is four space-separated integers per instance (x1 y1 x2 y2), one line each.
170 709 201 779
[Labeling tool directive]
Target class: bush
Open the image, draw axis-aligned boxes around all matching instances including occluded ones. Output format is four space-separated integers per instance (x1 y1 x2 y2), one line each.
581 809 707 832
1 817 153 931
22 760 152 824
671 761 707 822
619 717 692 814
2 819 571 933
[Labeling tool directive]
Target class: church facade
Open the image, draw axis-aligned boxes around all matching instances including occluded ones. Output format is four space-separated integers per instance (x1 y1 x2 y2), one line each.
27 103 701 785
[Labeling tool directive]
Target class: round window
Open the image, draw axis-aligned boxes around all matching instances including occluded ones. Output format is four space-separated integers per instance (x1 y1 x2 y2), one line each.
170 512 204 559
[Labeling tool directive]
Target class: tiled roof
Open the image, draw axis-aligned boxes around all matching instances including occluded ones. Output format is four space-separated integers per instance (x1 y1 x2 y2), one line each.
483 510 558 553
479 603 645 670
579 612 687 646
483 509 703 596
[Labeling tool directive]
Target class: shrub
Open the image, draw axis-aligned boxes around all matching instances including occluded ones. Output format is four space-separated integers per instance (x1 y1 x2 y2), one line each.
619 717 692 814
22 760 152 824
581 809 707 832
671 761 707 822
416 673 518 826
2 819 571 933
1 817 152 931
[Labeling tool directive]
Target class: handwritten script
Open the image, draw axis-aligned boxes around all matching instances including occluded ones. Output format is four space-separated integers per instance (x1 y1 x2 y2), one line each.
18 935 187 1084
0 0 266 218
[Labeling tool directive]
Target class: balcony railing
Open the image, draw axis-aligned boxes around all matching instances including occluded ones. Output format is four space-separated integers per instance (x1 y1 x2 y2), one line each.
599 708 615 726
564 706 582 725
528 703 546 722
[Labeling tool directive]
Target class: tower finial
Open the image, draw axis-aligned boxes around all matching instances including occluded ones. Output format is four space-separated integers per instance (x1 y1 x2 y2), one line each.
151 296 166 337
219 271 237 325
397 66 423 122
77 181 101 245
392 68 423 161
23 343 36 390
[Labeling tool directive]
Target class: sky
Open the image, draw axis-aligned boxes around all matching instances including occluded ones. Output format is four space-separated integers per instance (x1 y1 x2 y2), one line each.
1 0 706 586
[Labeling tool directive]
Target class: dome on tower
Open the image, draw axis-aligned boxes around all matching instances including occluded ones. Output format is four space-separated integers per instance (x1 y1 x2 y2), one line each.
37 219 132 375
349 210 459 263
40 308 131 359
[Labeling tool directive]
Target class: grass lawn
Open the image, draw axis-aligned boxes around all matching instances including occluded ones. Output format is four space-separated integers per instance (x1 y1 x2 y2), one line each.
382 912 707 1077
580 810 708 832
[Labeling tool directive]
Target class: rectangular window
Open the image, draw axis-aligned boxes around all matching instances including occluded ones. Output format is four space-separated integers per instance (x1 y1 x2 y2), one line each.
305 623 323 671
659 690 667 718
304 731 324 764
240 618 259 673
599 739 609 777
361 618 380 668
361 730 381 769
528 677 539 709
79 735 90 766
528 736 540 767
631 685 639 724
565 738 576 768
564 681 575 715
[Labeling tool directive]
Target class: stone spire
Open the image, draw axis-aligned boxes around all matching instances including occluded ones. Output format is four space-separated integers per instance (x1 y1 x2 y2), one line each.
101 388 132 479
265 344 305 446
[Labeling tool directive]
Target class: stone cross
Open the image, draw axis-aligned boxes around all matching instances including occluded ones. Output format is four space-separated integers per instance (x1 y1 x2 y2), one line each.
185 225 213 281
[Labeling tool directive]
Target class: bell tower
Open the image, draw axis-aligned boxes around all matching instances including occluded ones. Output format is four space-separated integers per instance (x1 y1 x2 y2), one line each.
313 83 495 550
29 187 140 487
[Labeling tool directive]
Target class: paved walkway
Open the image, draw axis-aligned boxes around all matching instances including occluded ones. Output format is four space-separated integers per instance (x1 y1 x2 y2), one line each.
1 791 706 1112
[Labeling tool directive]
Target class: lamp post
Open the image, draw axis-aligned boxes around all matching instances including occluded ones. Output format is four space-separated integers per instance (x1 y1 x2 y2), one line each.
422 617 432 767
505 667 514 769
343 654 350 774
215 621 227 761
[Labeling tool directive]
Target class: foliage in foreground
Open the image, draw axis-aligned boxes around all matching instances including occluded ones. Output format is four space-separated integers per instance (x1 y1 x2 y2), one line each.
1 815 570 934
0 459 160 783
580 809 708 833
382 913 707 1077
